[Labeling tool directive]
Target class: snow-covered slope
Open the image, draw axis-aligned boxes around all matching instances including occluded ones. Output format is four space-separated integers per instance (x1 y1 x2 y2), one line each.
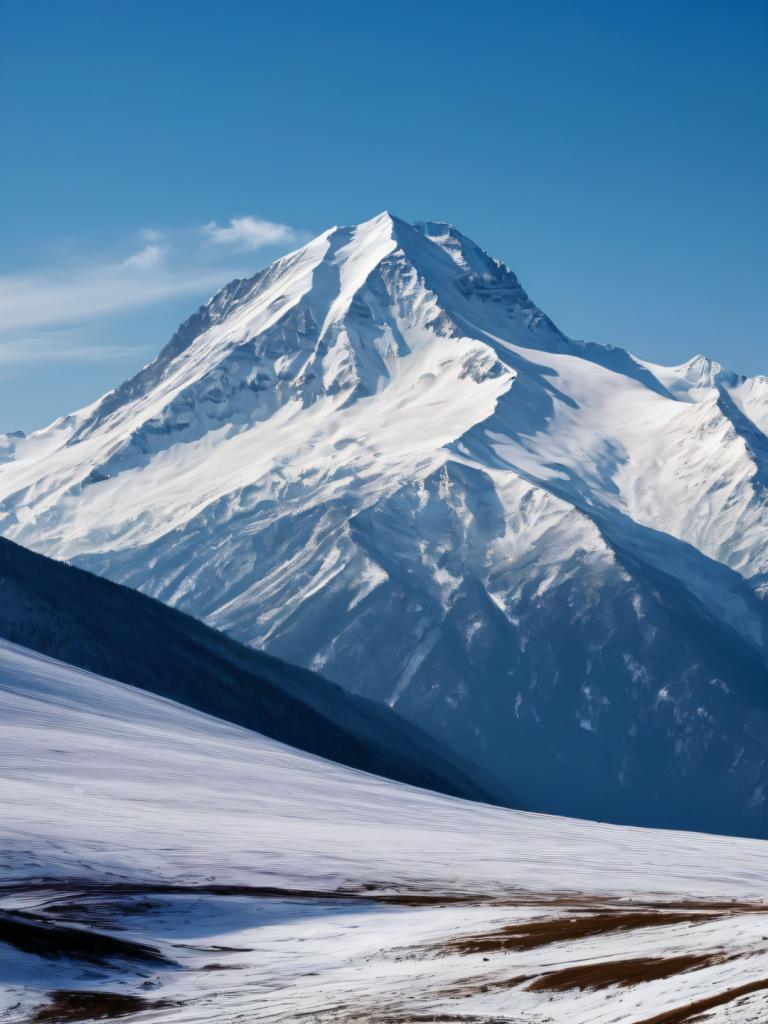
2 212 767 836
0 534 499 804
9 635 762 896
3 638 768 1023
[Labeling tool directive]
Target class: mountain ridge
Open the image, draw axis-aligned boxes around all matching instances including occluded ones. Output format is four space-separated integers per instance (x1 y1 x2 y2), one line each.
1 212 767 836
0 533 503 805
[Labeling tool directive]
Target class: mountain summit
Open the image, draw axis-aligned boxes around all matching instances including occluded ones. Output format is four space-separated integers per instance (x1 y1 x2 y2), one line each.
2 213 768 836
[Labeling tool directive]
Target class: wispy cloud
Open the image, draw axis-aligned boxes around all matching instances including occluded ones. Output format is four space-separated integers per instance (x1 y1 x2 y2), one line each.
121 243 168 269
202 215 297 251
0 331 148 371
0 215 301 335
0 259 228 333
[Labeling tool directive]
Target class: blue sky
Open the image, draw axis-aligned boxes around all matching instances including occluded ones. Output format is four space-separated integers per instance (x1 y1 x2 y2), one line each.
1 0 765 432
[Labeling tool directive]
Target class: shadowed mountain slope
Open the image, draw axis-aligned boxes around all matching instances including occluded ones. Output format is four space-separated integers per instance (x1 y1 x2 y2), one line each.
0 535 505 805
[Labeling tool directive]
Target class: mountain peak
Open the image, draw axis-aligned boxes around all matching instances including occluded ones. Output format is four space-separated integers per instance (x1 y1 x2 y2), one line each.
678 353 743 391
683 353 723 383
48 213 531 462
2 212 767 838
364 208 402 226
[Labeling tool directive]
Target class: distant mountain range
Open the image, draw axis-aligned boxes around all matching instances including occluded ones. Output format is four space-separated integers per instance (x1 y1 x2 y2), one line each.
2 212 767 836
0 535 500 804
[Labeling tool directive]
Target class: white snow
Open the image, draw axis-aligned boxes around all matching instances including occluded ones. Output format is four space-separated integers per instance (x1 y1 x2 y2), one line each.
8 636 767 897
1 212 767 832
1 213 764 637
2 639 768 1022
2 212 765 627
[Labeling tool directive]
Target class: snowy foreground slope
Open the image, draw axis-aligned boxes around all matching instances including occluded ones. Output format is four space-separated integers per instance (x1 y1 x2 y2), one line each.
2 213 768 836
3 639 768 1023
0 534 501 804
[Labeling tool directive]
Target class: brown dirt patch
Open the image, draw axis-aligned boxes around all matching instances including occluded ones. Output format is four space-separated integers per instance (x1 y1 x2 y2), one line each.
635 975 768 1023
436 973 533 999
526 951 728 991
441 909 715 955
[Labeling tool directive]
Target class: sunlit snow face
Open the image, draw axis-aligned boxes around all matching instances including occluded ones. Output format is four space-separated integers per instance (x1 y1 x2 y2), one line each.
1 212 767 840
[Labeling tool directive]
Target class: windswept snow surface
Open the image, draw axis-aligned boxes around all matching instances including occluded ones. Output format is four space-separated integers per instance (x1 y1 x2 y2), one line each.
4 638 763 896
0 533 502 805
2 213 768 836
2 638 768 1023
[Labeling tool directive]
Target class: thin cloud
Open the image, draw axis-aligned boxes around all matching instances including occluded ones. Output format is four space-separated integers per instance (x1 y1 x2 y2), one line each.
0 333 147 370
0 257 230 332
203 215 296 251
121 243 168 269
0 217 301 334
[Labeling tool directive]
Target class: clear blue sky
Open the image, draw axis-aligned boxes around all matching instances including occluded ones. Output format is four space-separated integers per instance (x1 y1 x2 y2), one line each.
1 0 765 432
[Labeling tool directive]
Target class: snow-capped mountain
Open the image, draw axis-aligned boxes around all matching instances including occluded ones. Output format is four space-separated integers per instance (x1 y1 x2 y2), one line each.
2 211 767 836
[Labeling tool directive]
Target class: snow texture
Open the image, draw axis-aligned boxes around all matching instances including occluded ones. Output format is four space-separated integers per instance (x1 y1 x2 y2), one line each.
2 212 768 835
2 639 768 1023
